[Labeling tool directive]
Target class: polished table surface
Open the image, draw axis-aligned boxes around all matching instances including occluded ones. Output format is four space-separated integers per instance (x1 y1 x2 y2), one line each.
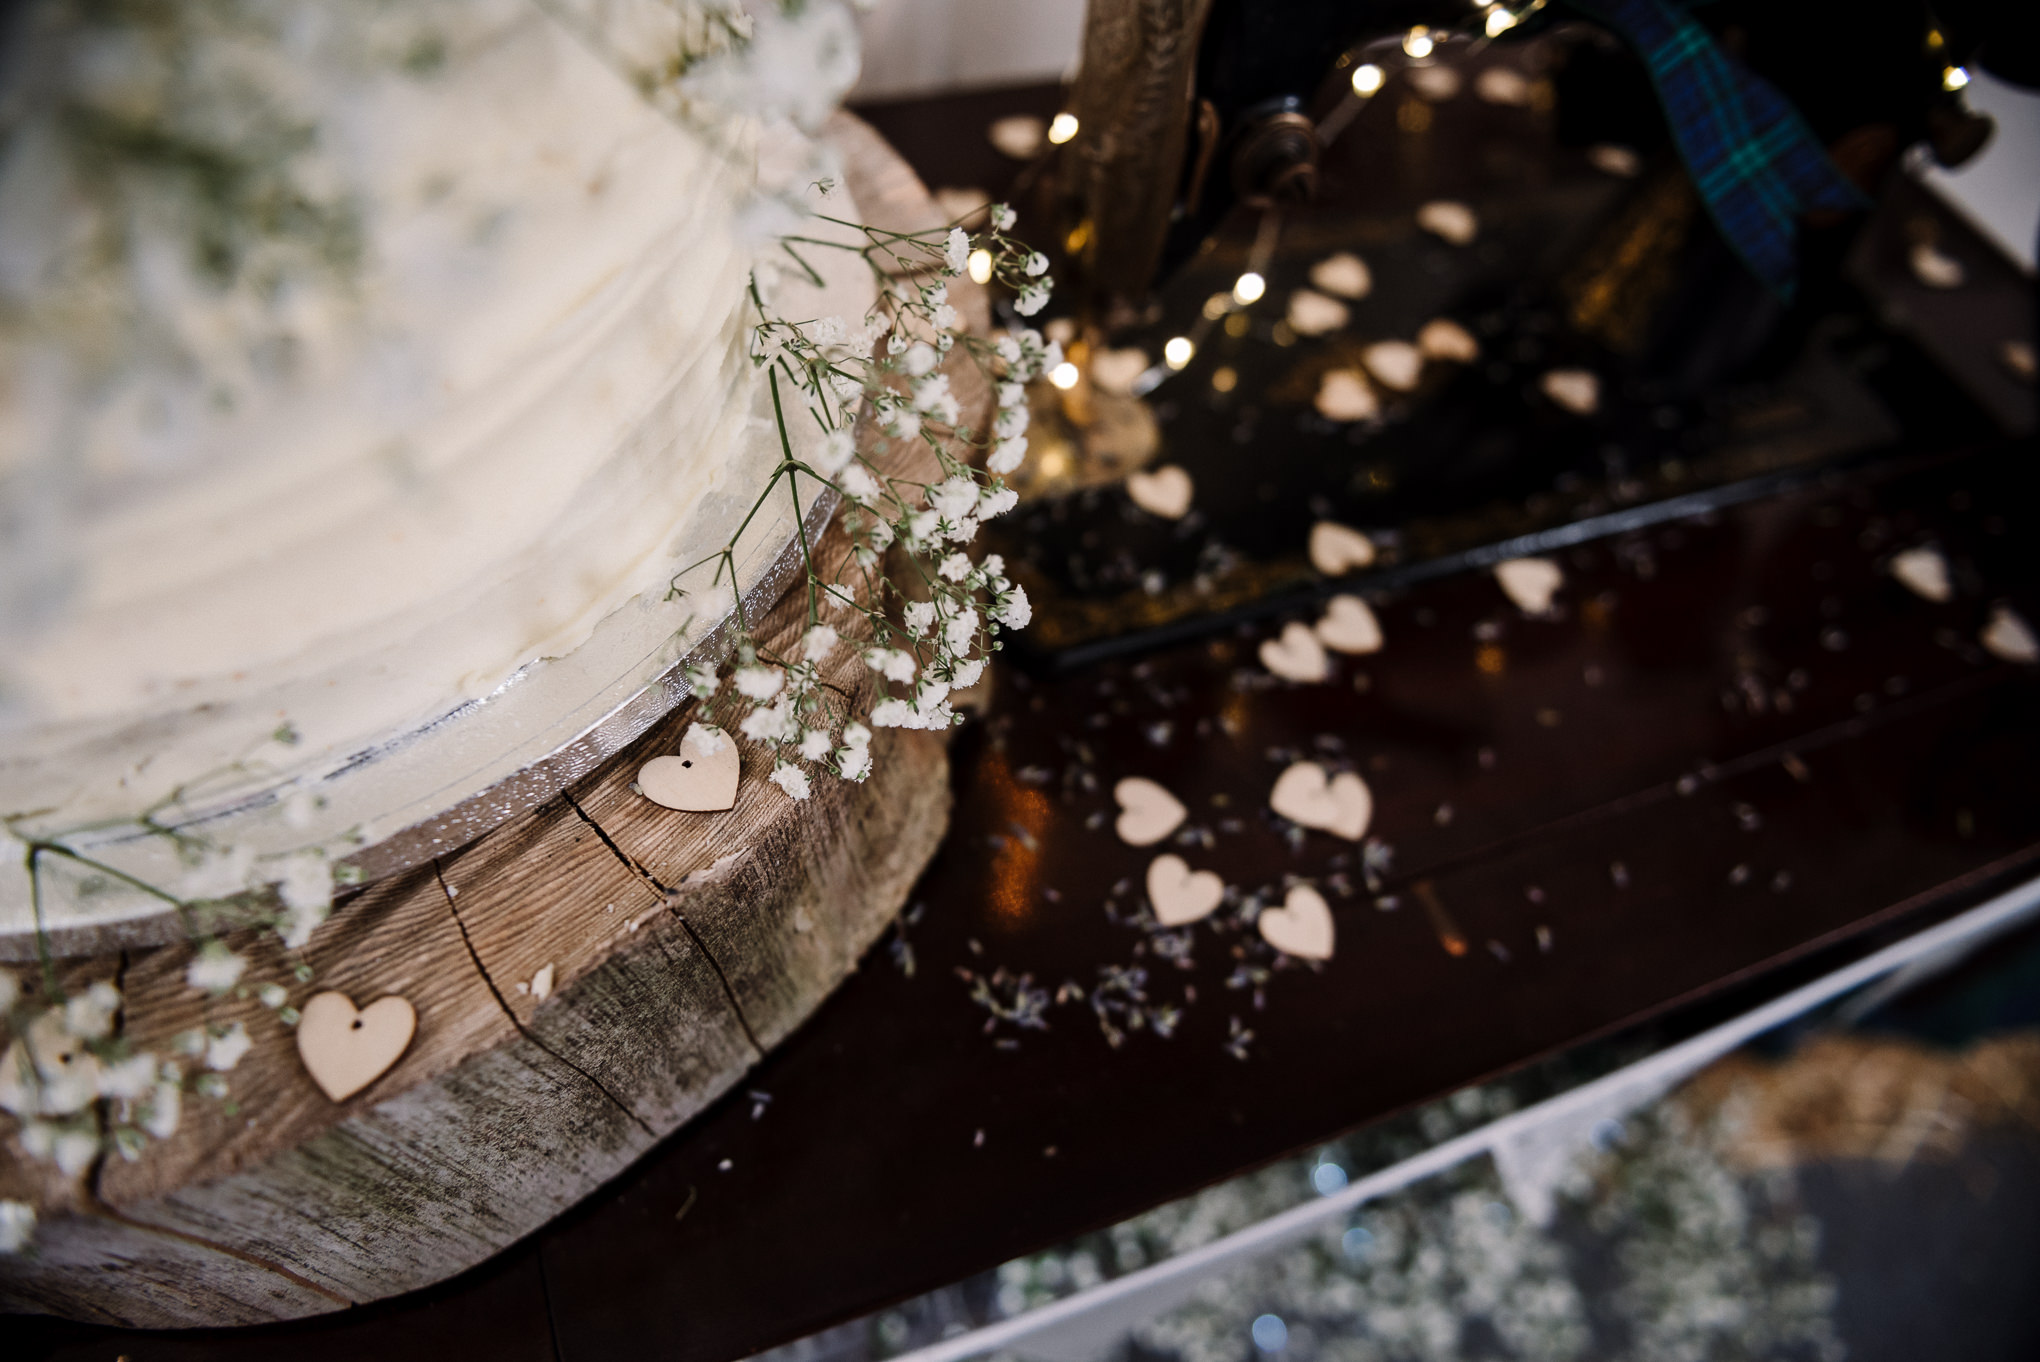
20 82 2040 1362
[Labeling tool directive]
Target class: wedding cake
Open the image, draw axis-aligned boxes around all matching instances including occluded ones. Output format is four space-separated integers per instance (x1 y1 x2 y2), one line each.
0 0 870 941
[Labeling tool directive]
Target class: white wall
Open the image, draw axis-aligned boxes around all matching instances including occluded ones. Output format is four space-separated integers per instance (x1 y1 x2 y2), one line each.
850 0 1087 100
1926 72 2040 273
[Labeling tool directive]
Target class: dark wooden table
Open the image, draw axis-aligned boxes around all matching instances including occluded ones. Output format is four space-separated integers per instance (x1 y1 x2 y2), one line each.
20 81 2040 1362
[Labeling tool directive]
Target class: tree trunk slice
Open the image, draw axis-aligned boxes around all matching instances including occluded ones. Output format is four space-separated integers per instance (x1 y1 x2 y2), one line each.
0 112 965 1328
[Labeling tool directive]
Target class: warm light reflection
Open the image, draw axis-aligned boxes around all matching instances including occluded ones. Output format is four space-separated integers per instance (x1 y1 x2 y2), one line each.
1943 64 1971 91
1485 6 1518 37
1232 271 1267 305
967 248 994 284
1352 63 1385 96
1203 292 1233 320
1048 361 1080 390
1211 366 1238 393
1047 112 1080 144
1415 880 1468 956
1223 313 1250 338
979 751 1053 923
1475 644 1506 675
1163 336 1195 369
1404 26 1434 58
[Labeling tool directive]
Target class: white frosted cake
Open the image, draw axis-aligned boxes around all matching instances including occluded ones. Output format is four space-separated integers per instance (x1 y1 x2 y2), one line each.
0 0 869 938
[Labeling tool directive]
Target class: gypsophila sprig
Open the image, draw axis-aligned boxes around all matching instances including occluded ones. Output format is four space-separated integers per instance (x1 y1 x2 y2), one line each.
673 193 1051 800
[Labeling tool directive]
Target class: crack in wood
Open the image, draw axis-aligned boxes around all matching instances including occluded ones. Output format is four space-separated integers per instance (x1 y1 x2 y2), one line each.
560 791 766 1057
85 1201 354 1307
432 861 659 1139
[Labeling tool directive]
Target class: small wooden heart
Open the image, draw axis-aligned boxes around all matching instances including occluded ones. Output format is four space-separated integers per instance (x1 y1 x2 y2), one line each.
1092 347 1150 396
1315 369 1379 422
1128 464 1194 519
297 991 417 1103
1260 621 1330 682
1309 522 1377 576
1114 777 1188 847
1539 368 1600 415
1269 762 1372 841
1417 199 1478 245
1147 854 1224 927
638 723 739 812
1310 251 1372 300
1286 289 1349 337
1417 318 1479 363
1909 241 1964 290
1889 547 1952 603
1260 885 1335 960
1362 340 1423 393
1315 594 1383 655
1495 557 1563 614
1982 606 2038 664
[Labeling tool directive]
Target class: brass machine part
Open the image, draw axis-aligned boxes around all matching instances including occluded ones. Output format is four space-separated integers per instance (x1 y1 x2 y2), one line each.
1065 0 1217 324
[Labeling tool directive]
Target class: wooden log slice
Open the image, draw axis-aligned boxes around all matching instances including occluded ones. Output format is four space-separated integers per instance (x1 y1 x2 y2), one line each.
0 112 969 1328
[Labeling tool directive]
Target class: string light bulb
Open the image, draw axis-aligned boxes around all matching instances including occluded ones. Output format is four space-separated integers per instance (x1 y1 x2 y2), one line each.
1404 26 1434 59
1163 336 1194 369
1942 64 1971 91
1352 63 1385 96
1485 6 1519 37
1232 271 1266 305
1047 112 1080 144
967 249 994 284
1048 361 1080 390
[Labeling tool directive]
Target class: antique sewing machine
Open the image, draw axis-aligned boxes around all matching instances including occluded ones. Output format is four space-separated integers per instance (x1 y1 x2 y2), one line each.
991 0 2033 665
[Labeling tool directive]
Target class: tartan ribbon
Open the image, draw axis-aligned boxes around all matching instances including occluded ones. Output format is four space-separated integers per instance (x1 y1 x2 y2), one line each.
1568 0 1866 297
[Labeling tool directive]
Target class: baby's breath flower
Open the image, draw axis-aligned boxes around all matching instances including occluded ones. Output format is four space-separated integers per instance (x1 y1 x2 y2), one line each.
277 851 333 949
991 202 1017 231
96 1052 158 1102
815 428 856 476
870 697 914 728
798 729 834 761
740 703 794 743
952 657 986 690
994 406 1029 439
838 746 873 781
1015 282 1051 317
800 623 839 663
930 477 979 521
687 721 729 754
205 1023 252 1073
141 1080 181 1139
258 983 289 1009
944 605 981 655
0 1200 35 1254
185 941 246 994
933 304 960 331
842 721 872 748
840 464 882 505
903 601 938 638
902 342 939 377
685 664 722 699
988 436 1027 475
768 763 813 800
733 665 784 702
979 486 1018 519
939 553 972 583
996 584 1034 629
1024 251 1050 277
944 227 970 274
64 981 121 1041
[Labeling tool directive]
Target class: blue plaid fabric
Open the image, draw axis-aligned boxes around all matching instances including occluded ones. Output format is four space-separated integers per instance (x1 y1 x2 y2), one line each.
1570 0 1866 297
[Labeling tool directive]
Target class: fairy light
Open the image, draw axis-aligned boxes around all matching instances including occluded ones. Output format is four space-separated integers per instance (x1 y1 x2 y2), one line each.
1942 64 1971 91
1404 26 1434 59
1485 6 1518 37
1047 112 1080 144
1163 336 1194 369
1351 63 1384 96
1232 271 1266 305
1048 361 1080 390
967 248 994 284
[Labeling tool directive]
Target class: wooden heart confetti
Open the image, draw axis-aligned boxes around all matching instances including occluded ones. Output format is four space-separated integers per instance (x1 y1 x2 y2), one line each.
638 723 739 812
1417 318 1480 363
1315 369 1379 422
1260 622 1330 682
1417 200 1478 245
1982 605 2038 663
1475 67 1532 106
1362 340 1424 392
989 114 1046 160
1495 557 1564 614
1147 854 1225 927
1315 594 1383 654
297 991 417 1103
1259 885 1335 959
1309 521 1377 576
1909 241 1964 290
1091 347 1151 396
1269 762 1372 840
1540 368 1600 415
1114 777 1188 847
1286 289 1350 337
1588 144 1642 177
1407 65 1462 101
1889 546 1952 603
1310 252 1372 299
1127 464 1194 519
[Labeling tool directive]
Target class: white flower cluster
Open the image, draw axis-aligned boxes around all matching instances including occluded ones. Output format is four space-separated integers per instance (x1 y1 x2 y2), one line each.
0 968 255 1242
678 197 1052 799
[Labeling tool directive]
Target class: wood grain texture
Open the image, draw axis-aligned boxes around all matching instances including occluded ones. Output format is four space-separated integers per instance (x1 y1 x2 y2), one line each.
0 111 961 1328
